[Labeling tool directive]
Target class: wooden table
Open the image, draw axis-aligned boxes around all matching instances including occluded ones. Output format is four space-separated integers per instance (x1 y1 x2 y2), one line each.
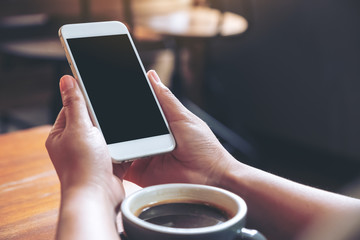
0 126 140 240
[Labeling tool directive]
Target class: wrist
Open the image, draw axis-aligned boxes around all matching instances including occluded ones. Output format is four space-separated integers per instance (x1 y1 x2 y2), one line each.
217 157 251 197
61 174 124 207
57 185 121 240
61 182 122 209
204 147 246 191
62 186 113 209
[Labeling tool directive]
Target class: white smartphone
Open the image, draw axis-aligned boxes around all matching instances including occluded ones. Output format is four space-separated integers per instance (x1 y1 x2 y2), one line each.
59 21 176 162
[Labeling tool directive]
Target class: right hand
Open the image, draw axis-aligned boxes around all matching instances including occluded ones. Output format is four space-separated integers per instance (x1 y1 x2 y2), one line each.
119 70 238 187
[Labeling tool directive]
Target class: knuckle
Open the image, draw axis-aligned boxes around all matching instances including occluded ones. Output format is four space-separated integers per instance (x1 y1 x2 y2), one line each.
162 86 173 97
45 137 51 150
45 134 55 153
45 131 56 150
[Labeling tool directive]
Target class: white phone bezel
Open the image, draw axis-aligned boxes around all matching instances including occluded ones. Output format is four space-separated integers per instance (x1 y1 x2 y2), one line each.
59 21 176 162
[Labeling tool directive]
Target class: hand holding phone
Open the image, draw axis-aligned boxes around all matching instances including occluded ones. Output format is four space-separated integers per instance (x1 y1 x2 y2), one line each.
59 21 175 162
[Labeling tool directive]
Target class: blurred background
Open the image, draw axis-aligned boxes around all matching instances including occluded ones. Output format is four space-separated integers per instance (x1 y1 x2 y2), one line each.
1 0 360 197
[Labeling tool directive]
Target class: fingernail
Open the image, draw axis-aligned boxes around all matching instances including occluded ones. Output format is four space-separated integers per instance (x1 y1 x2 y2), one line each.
150 70 161 84
60 75 74 92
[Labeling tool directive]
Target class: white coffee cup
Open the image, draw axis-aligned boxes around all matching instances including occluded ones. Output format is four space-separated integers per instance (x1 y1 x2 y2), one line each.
121 183 266 240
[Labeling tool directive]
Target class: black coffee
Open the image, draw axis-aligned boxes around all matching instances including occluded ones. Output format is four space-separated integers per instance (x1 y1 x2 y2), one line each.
137 202 229 228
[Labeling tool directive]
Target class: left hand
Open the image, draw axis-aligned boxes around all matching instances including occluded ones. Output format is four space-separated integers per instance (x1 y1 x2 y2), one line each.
46 75 125 207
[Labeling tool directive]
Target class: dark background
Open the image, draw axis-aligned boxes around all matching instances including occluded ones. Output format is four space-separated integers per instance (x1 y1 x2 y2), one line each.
205 0 360 193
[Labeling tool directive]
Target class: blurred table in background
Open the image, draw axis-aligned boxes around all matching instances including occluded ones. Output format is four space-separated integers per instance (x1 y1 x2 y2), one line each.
0 37 67 126
1 37 64 62
144 6 248 106
147 6 248 38
0 126 140 239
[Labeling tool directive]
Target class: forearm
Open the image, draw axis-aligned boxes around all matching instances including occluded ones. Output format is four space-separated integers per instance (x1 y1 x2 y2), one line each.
219 160 360 240
56 188 120 240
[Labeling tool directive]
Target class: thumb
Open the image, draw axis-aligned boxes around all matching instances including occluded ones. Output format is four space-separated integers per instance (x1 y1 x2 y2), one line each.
60 75 93 129
147 70 192 123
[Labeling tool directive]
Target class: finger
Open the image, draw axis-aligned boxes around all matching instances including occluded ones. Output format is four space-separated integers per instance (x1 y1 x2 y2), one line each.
59 75 93 129
123 158 152 186
113 161 133 180
147 70 193 123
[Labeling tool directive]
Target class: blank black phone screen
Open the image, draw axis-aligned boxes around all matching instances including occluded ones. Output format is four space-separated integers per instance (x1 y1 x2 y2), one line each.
67 34 169 144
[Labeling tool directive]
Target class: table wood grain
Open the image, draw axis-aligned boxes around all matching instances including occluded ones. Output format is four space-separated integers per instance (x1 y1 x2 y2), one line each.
0 126 141 240
0 126 58 240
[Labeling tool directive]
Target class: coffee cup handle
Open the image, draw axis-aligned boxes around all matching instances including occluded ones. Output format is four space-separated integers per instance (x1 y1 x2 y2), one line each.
237 228 267 240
